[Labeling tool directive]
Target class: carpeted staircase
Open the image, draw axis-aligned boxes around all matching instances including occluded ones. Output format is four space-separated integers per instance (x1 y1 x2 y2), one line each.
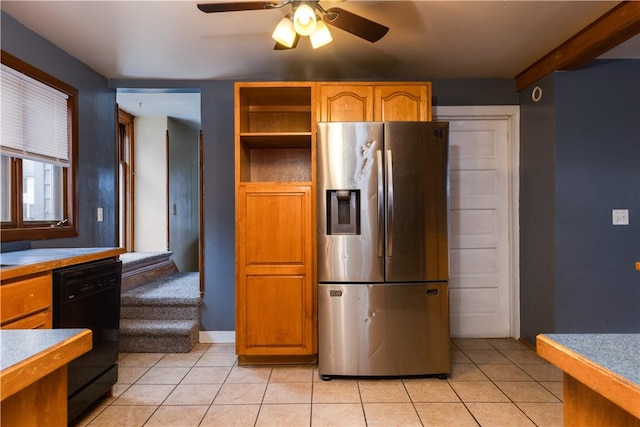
118 253 201 353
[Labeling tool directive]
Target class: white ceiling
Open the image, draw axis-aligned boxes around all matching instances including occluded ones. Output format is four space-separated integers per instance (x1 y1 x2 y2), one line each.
3 0 637 127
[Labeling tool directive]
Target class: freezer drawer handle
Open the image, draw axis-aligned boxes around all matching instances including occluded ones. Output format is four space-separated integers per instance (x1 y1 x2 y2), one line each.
426 289 439 296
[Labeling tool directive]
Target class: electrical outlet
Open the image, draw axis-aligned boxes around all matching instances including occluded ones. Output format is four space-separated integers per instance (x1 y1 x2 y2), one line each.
97 207 104 222
612 209 629 225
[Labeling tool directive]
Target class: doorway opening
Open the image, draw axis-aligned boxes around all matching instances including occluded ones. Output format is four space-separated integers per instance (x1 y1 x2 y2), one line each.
116 88 202 276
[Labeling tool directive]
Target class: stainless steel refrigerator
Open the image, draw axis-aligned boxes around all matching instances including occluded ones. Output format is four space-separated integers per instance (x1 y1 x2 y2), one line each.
317 121 450 380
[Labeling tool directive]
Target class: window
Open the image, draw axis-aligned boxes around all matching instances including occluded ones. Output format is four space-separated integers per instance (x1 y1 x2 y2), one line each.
117 108 135 251
1 51 78 241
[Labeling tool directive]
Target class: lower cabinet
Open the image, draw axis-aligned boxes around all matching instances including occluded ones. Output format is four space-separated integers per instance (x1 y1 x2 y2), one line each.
1 271 52 329
236 184 315 362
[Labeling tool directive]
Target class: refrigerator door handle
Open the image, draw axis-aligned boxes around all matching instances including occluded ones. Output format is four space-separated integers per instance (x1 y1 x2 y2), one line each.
377 149 384 257
386 149 394 257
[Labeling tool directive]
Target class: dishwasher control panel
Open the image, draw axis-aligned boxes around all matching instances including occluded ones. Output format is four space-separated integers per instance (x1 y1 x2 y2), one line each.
53 259 122 304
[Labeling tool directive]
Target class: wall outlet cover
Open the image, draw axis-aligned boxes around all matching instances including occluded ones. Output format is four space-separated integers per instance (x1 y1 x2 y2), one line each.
612 209 629 226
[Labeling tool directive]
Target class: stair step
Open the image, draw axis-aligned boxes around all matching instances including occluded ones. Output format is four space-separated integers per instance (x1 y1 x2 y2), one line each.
121 272 200 306
119 319 199 353
120 251 179 293
119 269 201 353
121 304 199 320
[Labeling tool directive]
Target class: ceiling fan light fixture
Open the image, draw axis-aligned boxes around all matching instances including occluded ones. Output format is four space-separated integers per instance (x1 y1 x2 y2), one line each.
310 20 332 49
272 16 296 48
293 3 317 36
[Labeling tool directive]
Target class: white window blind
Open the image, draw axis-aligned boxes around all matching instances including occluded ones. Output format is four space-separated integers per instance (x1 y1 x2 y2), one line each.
1 63 70 166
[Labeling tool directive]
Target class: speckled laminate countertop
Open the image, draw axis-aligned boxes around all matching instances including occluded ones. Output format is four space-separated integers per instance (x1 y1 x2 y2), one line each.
542 333 640 385
1 329 92 400
537 333 640 420
0 247 125 280
1 328 90 370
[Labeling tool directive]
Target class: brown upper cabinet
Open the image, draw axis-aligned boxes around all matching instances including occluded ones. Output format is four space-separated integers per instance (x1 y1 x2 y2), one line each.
318 82 432 122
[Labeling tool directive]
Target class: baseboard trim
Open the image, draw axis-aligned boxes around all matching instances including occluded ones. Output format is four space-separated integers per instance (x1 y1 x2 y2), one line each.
199 330 235 343
238 354 317 366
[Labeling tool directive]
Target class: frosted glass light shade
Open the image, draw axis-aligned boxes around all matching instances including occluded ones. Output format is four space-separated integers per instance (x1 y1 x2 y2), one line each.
272 17 296 48
310 21 332 48
293 4 317 36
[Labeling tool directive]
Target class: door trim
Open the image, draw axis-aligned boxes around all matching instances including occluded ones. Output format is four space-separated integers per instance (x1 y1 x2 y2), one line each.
434 106 520 339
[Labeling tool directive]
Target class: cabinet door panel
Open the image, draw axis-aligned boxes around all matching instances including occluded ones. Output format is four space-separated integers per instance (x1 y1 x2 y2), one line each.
1 272 52 327
374 85 431 121
2 310 51 329
240 188 309 265
236 184 313 356
244 275 308 349
319 85 374 122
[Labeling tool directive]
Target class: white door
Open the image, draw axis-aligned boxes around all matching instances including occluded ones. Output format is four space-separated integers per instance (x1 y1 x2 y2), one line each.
435 106 520 338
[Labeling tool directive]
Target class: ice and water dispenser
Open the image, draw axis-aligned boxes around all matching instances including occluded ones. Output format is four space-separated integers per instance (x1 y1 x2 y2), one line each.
326 190 360 235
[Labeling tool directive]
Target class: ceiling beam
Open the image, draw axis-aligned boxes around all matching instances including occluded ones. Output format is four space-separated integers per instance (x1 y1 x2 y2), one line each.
515 1 640 92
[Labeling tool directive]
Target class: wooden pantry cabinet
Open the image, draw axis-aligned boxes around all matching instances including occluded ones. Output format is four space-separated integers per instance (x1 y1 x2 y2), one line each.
235 82 316 363
318 82 432 122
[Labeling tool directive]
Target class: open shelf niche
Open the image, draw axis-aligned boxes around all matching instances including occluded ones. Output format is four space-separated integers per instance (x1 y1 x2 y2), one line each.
237 85 313 183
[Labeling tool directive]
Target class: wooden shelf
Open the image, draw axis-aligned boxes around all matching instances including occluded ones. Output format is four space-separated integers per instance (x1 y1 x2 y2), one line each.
239 181 313 188
241 147 311 183
240 132 312 148
248 105 311 113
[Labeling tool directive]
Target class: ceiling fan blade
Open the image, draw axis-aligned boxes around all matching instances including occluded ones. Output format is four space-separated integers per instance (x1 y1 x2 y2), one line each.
197 2 282 13
323 7 389 43
274 33 300 50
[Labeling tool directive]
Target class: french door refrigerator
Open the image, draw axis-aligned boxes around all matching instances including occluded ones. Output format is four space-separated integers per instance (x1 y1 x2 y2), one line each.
317 121 450 380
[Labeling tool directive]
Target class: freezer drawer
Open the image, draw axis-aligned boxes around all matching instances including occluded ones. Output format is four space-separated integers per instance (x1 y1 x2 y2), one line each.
318 282 450 378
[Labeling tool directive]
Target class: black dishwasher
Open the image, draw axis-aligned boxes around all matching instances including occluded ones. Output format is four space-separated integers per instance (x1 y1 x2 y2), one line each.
53 259 122 423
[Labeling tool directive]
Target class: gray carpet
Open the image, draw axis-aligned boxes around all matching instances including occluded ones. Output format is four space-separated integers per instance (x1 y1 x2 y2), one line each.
120 271 201 353
121 272 200 305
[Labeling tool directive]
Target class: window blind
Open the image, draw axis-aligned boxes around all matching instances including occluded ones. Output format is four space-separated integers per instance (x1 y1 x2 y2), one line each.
1 63 70 166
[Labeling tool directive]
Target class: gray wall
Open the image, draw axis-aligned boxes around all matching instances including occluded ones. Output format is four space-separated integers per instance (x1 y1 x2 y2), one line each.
1 12 118 248
554 60 640 333
112 79 236 331
519 74 557 345
167 118 200 272
519 60 640 345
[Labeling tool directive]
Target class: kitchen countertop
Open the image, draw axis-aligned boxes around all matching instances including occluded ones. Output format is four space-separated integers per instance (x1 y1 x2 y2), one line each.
1 328 92 400
0 247 125 280
540 334 639 384
537 333 640 419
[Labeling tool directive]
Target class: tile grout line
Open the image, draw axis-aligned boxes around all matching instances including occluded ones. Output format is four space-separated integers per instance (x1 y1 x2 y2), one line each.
79 340 562 426
461 339 559 427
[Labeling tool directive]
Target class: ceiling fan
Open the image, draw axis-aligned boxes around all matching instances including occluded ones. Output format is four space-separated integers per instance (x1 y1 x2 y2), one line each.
197 1 389 49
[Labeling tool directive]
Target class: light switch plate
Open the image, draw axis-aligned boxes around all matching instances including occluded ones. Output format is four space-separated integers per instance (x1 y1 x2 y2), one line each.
612 209 629 225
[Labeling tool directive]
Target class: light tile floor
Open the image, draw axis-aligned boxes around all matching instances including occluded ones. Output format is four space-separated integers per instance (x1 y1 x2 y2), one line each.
74 338 563 427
